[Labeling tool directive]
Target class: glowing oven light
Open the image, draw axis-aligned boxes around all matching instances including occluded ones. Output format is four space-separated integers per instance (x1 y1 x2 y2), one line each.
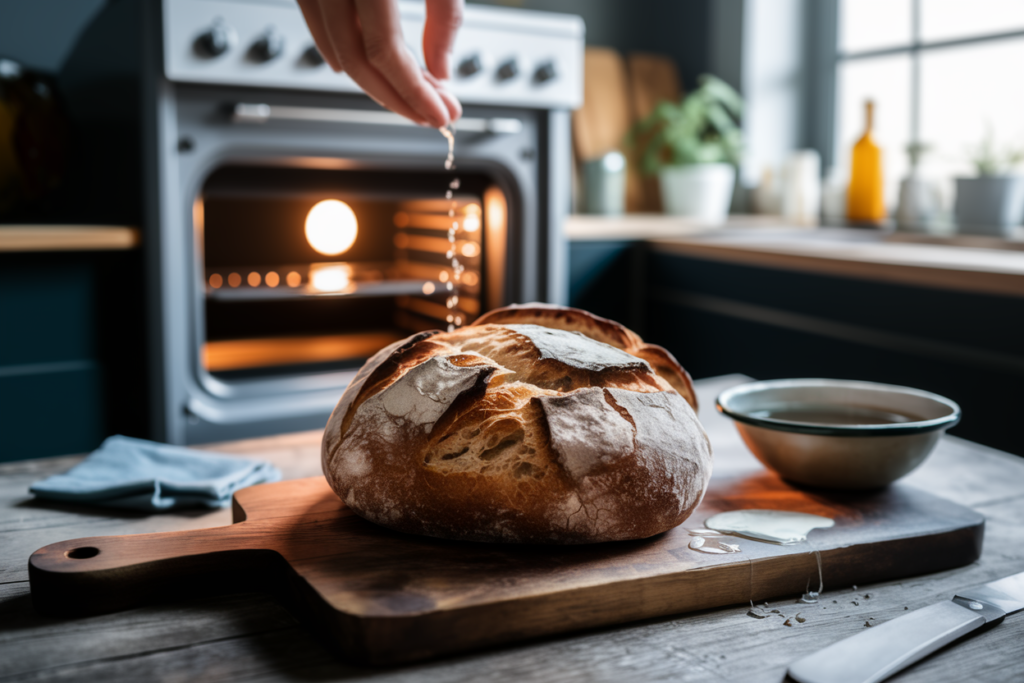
305 200 358 256
463 204 482 232
310 264 353 293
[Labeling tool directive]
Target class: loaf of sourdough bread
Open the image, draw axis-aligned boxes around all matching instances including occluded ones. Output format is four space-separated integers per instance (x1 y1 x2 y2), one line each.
321 304 712 543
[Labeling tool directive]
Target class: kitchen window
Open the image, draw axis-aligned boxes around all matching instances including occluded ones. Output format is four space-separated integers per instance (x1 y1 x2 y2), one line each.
834 0 1024 209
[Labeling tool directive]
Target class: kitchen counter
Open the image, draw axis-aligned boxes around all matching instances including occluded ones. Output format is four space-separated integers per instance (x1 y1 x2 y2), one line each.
2 374 1023 682
649 230 1024 299
0 225 139 252
567 215 1024 298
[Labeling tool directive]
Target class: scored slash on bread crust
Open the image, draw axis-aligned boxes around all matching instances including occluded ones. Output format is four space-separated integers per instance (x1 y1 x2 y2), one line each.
473 303 698 409
321 304 712 544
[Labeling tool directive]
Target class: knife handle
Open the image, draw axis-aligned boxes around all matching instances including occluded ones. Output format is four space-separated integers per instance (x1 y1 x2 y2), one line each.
787 599 995 683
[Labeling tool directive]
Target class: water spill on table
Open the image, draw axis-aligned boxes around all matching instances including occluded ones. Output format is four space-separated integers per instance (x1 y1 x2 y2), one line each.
687 535 742 554
689 509 834 613
704 509 835 545
798 548 825 603
684 527 741 554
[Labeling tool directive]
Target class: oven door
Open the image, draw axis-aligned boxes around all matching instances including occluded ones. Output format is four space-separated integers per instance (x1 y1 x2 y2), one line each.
155 85 552 444
198 164 499 376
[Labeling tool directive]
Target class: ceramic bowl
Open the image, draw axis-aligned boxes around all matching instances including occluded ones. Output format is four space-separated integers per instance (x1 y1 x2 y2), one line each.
715 379 961 489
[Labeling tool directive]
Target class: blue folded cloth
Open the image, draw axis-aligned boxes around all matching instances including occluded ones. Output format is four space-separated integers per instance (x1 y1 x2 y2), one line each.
29 435 282 511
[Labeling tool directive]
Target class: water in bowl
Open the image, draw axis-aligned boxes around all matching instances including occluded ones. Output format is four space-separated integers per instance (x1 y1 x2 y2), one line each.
750 404 921 426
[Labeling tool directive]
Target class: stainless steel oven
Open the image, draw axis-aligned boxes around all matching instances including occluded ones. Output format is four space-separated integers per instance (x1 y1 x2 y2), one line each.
59 0 583 444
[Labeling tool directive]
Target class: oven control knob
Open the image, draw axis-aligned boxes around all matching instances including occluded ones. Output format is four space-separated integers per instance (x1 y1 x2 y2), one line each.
250 30 285 63
496 58 519 82
458 54 483 77
303 45 325 66
533 61 557 84
195 22 233 58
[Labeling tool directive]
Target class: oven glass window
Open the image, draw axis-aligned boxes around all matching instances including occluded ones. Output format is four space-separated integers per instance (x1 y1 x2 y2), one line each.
197 165 504 378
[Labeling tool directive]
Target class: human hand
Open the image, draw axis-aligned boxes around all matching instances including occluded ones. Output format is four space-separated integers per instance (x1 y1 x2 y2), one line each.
297 0 463 128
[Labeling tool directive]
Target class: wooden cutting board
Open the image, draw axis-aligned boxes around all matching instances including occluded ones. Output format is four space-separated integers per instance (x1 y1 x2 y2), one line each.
572 47 631 162
627 53 682 122
29 474 983 665
626 52 682 212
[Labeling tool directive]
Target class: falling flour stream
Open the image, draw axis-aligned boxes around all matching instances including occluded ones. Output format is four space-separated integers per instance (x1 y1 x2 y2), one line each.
440 125 463 331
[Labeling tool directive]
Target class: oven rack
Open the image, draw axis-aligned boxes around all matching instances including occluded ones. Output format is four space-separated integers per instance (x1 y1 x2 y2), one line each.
207 278 446 302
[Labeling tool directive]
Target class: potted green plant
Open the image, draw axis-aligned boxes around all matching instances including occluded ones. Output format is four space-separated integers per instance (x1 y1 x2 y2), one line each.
630 74 742 223
955 129 1024 237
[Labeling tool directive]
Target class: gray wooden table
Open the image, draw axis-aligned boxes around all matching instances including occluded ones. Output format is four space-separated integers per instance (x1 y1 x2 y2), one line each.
2 375 1022 682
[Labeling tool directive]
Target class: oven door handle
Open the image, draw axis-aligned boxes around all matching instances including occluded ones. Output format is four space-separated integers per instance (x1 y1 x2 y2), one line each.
232 103 523 135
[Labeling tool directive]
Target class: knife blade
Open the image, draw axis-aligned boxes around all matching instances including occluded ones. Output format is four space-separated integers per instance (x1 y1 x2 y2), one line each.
787 571 1024 683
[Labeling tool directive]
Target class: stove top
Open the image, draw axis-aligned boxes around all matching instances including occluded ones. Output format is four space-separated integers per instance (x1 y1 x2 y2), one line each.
162 0 584 109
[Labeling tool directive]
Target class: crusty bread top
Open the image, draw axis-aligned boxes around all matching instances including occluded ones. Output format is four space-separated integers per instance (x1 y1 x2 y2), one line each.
473 303 643 349
329 322 676 447
472 303 697 409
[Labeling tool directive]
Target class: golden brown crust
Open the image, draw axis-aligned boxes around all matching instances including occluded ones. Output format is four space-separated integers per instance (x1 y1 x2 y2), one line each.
629 344 698 409
321 305 711 544
472 303 697 410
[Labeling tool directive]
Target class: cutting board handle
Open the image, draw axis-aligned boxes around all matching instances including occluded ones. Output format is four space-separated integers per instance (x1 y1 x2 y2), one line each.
28 521 282 616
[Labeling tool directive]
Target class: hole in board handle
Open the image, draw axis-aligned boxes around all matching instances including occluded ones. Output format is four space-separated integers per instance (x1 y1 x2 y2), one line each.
65 547 100 560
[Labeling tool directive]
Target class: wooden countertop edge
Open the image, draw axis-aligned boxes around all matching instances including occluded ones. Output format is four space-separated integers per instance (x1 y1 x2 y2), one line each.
0 226 141 252
565 214 785 241
649 239 1024 299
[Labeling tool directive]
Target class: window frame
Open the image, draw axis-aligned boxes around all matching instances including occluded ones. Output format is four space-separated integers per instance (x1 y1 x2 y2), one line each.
825 0 1024 175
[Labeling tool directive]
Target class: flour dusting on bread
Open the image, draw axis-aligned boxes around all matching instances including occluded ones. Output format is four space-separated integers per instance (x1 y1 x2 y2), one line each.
332 357 493 488
538 387 635 480
608 387 713 512
507 324 650 372
378 356 493 432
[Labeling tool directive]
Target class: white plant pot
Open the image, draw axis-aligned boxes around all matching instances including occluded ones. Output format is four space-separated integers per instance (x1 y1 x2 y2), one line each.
658 163 736 224
954 176 1024 237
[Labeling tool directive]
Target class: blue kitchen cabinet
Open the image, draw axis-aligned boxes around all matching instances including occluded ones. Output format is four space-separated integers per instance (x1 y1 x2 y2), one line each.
0 248 146 461
0 258 105 460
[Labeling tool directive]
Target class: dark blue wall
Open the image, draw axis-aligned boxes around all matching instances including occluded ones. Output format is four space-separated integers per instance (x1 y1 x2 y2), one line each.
0 0 105 72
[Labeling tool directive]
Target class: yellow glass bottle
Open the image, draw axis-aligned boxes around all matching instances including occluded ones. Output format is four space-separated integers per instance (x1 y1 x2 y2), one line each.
847 100 886 223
